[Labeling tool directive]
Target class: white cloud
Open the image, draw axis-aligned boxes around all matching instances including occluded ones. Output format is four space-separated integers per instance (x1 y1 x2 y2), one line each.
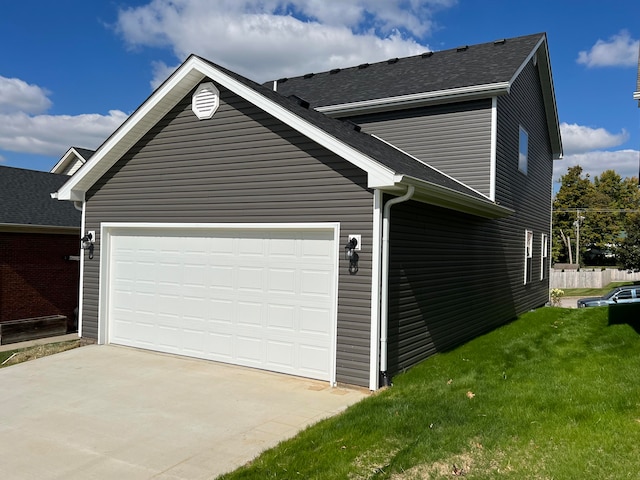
0 110 127 157
577 30 639 68
150 61 180 90
554 150 640 186
0 75 52 114
116 0 446 84
560 122 629 155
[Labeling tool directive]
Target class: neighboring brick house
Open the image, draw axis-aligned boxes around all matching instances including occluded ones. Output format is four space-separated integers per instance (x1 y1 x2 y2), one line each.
0 166 81 329
56 33 562 389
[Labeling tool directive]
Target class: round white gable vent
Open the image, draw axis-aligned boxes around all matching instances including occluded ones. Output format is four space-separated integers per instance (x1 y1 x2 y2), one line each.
192 82 220 119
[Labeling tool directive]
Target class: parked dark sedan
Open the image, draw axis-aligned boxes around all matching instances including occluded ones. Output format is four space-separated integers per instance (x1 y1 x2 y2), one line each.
577 286 640 307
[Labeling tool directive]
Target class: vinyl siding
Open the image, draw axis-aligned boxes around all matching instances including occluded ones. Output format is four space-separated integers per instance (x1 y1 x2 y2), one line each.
387 202 516 373
494 57 554 309
82 82 374 387
346 100 493 196
386 59 554 375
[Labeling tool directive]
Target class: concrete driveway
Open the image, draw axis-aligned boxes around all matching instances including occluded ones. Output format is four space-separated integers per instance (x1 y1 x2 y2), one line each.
0 344 367 479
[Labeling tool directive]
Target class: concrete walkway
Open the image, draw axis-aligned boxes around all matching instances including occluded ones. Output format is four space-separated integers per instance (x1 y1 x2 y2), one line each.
559 296 581 308
0 344 368 479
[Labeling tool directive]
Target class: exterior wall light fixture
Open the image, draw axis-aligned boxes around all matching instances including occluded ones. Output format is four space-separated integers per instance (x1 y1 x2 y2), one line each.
81 231 95 260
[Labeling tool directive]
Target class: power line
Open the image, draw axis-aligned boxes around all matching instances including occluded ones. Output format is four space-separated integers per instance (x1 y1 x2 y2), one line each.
553 208 640 213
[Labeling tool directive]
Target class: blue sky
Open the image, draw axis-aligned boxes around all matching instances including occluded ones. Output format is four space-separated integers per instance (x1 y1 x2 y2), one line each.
1 0 638 189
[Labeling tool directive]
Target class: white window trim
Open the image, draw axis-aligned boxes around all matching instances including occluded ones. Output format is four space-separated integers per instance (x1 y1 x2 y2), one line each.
524 229 533 284
518 125 529 175
540 233 548 281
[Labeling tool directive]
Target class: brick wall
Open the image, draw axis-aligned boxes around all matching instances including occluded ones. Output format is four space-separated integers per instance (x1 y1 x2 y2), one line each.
0 232 80 330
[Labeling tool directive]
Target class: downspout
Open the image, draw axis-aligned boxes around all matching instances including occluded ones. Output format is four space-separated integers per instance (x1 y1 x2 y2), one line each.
380 185 414 387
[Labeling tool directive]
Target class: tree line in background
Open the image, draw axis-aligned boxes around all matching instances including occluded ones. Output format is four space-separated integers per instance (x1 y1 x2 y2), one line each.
553 166 640 269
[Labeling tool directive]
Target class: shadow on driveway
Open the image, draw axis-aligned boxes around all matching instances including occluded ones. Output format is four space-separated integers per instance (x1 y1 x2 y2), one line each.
0 345 367 479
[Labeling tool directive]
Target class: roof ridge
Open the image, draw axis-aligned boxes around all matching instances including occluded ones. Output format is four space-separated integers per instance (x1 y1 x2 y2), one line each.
268 32 546 84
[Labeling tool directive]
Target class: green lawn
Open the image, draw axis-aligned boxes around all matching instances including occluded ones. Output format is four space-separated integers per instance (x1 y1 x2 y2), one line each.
219 307 640 479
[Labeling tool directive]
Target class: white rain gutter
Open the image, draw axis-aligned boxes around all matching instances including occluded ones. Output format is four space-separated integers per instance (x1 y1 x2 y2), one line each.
379 185 414 386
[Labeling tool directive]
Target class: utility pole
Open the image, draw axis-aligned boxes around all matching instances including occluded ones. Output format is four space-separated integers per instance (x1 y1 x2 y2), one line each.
573 209 585 268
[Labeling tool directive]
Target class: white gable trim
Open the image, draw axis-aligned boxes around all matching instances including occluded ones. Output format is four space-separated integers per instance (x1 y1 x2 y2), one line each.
316 82 511 117
50 147 89 175
56 56 396 201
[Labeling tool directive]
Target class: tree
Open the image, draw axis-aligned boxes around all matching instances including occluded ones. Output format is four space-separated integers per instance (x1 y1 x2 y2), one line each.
553 166 640 266
552 166 594 264
618 212 640 270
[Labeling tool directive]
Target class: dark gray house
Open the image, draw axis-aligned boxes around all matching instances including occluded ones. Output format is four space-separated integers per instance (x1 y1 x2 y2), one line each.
55 33 562 389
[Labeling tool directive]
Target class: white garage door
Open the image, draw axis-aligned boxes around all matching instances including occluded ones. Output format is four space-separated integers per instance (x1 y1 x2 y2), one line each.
105 226 337 381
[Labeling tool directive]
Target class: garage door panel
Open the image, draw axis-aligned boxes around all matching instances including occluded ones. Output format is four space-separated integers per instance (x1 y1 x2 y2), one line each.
299 344 330 375
238 267 264 291
236 336 263 363
267 304 295 331
239 237 265 255
237 302 263 326
300 307 331 335
266 340 295 368
107 227 336 381
211 266 234 288
268 268 296 294
301 269 333 297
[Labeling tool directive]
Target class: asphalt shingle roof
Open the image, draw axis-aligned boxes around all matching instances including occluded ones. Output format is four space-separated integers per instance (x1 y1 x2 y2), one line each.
0 166 81 227
73 147 95 160
267 33 544 108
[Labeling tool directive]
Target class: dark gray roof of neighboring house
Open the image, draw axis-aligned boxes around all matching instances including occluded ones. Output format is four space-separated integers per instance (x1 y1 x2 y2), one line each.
73 147 95 160
266 33 545 108
0 166 81 228
199 56 489 202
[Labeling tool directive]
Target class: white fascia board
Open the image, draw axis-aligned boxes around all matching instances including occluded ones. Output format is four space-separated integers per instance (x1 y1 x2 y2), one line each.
489 97 498 201
56 62 207 201
510 35 563 160
316 82 510 117
50 147 85 175
50 148 74 174
56 57 397 200
396 175 513 219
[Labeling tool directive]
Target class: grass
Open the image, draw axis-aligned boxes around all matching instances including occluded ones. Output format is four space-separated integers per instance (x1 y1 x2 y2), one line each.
219 307 640 479
0 340 81 367
561 281 635 297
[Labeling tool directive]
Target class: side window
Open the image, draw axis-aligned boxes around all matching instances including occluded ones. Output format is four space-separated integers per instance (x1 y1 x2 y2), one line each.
540 234 548 280
518 126 528 174
524 230 533 284
617 290 632 300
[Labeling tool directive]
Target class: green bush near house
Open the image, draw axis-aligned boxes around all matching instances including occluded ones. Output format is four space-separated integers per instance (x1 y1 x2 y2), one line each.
220 307 640 479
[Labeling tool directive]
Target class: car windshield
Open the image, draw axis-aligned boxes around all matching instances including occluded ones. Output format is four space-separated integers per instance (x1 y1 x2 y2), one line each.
603 288 625 300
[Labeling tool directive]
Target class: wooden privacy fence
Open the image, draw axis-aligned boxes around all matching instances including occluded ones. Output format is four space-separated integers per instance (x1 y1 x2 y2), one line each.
551 268 640 289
